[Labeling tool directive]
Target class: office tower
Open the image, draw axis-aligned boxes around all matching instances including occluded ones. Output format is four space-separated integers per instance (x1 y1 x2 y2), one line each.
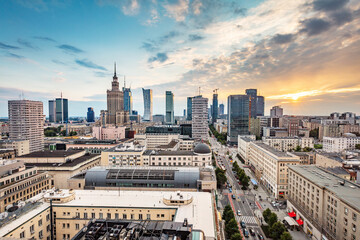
48 100 56 122
152 114 165 123
87 107 95 122
107 63 124 124
219 103 225 115
212 92 218 124
183 109 186 117
123 78 133 113
55 96 68 123
227 95 250 143
256 96 264 116
270 106 283 117
187 97 193 120
142 88 153 121
192 95 208 140
245 89 257 118
165 91 174 124
8 100 44 153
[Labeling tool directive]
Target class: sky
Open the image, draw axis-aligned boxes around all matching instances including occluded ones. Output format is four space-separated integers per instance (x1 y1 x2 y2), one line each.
0 0 360 118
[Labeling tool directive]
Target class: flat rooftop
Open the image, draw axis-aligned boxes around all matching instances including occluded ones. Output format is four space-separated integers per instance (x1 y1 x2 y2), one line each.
53 189 215 238
253 142 295 158
17 149 83 158
289 165 360 212
25 153 100 168
144 150 195 156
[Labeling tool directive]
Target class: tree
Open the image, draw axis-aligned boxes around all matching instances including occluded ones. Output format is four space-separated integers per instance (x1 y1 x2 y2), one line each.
59 130 67 136
69 131 77 136
270 222 286 240
295 146 301 152
216 168 227 188
356 144 360 150
268 212 278 227
230 233 242 240
280 232 293 240
263 208 271 223
309 128 319 138
314 144 322 149
225 218 239 237
222 205 234 223
44 129 57 137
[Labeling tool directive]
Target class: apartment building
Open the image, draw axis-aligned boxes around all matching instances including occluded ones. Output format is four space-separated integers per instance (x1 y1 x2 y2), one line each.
237 135 256 164
323 136 360 153
101 142 146 166
0 160 52 212
0 139 30 156
0 189 216 240
262 136 314 152
248 142 300 199
0 150 15 160
192 95 209 140
17 150 100 189
288 165 360 240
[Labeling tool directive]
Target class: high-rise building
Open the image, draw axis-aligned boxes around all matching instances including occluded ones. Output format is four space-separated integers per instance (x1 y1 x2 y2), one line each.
123 78 132 113
8 100 44 153
270 106 283 117
192 95 208 140
55 97 68 123
245 89 257 118
165 91 174 124
187 97 193 120
142 88 153 121
256 96 264 116
183 109 186 117
219 103 225 115
87 107 95 122
227 95 250 143
212 93 218 124
48 100 56 122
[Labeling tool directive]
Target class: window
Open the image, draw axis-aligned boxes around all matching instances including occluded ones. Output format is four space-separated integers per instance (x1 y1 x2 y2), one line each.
115 213 119 219
139 214 143 220
46 214 50 221
131 214 134 220
30 224 34 233
39 230 43 239
91 213 95 218
84 212 88 219
76 212 80 218
353 213 357 221
123 214 127 219
47 225 50 232
107 213 111 219
99 213 103 219
63 223 66 229
67 223 70 228
76 224 79 230
352 224 356 232
147 214 151 220
38 219 43 226
345 207 348 215
20 231 25 238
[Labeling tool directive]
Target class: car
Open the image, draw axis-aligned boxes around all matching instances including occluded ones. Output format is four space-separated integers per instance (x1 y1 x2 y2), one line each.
237 210 241 216
232 195 236 200
243 228 249 238
228 184 232 188
229 188 232 193
257 233 265 240
248 227 255 236
240 221 246 228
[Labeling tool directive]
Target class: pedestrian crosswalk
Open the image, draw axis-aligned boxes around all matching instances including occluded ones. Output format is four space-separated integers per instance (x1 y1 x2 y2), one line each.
236 215 258 225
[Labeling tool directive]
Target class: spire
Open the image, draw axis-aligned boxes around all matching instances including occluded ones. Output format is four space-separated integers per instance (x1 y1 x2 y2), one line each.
124 75 126 88
114 62 117 77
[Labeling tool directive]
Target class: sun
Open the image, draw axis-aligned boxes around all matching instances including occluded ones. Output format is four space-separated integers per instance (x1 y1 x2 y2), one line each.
292 96 299 101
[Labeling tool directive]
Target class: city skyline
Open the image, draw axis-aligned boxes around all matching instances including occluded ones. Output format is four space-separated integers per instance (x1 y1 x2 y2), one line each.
1 0 360 117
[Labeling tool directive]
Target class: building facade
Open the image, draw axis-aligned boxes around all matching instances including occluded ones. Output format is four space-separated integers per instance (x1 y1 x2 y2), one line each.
8 100 44 153
227 95 250 143
92 126 126 140
142 88 153 121
86 107 95 122
212 93 218 124
0 139 30 156
48 99 56 122
270 106 284 117
55 97 68 123
186 97 193 121
192 96 208 140
165 91 174 124
323 136 360 152
262 137 314 152
123 82 132 113
256 96 264 117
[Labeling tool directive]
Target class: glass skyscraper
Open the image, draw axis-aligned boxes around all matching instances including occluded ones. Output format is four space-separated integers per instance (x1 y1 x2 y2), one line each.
245 89 257 118
165 91 174 124
227 95 250 143
123 86 132 113
87 107 95 122
142 88 153 121
256 96 264 116
219 103 225 115
187 97 192 120
212 93 218 124
55 97 68 123
48 100 56 122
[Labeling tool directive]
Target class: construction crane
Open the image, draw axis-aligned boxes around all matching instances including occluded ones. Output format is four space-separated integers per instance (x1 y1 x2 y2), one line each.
213 88 219 94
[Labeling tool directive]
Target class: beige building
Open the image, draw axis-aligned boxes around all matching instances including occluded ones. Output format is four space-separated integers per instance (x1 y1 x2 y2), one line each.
101 142 146 166
262 136 314 152
315 153 343 168
0 139 30 156
248 142 300 199
8 100 44 153
0 160 52 213
237 135 256 164
0 150 15 160
0 189 216 240
288 165 360 240
16 150 100 189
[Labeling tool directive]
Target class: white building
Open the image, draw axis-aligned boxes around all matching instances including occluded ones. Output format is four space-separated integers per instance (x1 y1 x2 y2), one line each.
192 96 209 140
8 100 44 153
270 106 283 117
248 142 300 199
0 139 30 156
262 137 314 152
237 135 256 164
323 136 360 152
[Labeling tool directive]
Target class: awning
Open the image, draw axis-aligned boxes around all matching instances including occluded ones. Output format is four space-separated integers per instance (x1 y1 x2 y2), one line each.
297 219 304 225
288 211 296 218
284 216 298 226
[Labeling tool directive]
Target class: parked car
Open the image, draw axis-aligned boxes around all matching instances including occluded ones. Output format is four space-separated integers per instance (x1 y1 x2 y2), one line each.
237 210 241 216
257 233 265 240
240 221 246 228
229 188 232 193
248 227 255 236
232 195 236 200
243 228 249 238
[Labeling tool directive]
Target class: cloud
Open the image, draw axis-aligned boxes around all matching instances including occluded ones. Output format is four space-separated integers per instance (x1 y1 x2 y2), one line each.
312 0 349 12
58 44 84 54
330 9 354 26
234 7 247 16
300 18 332 36
6 53 25 59
0 42 20 50
271 33 296 44
33 36 56 42
94 71 111 78
52 72 66 83
164 0 189 22
148 52 168 63
141 31 180 52
17 39 38 49
52 59 67 65
122 0 140 15
75 59 107 71
188 34 204 41
15 0 49 11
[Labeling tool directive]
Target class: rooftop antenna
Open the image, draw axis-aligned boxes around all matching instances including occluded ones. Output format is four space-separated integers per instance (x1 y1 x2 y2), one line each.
124 75 126 88
114 62 117 77
198 87 201 96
